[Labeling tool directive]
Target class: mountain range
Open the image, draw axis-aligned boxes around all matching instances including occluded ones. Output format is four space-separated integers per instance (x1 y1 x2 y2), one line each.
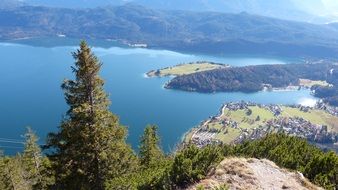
4 0 338 23
2 4 338 57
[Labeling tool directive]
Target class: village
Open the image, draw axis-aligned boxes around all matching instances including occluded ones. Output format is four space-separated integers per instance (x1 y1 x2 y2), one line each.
188 102 338 149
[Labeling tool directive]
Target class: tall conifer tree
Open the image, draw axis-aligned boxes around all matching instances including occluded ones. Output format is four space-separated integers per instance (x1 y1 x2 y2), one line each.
22 127 50 189
2 156 30 190
0 151 8 190
139 125 164 167
46 41 136 190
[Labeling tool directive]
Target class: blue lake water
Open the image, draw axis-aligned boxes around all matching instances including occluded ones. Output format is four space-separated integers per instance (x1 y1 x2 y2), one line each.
0 41 317 154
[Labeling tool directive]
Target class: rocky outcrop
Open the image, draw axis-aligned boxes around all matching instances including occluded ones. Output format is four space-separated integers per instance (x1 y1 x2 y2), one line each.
187 157 322 190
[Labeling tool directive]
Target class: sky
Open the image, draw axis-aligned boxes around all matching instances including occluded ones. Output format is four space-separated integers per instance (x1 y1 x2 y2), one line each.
322 0 338 14
293 0 338 15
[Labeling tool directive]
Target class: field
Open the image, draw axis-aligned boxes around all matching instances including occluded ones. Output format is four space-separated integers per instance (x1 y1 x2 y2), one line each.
147 62 228 77
188 104 338 144
210 106 275 143
221 106 274 128
215 128 241 144
299 78 330 88
281 106 338 132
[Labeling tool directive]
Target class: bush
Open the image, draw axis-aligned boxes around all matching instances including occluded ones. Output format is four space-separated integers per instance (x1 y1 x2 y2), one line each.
169 145 223 188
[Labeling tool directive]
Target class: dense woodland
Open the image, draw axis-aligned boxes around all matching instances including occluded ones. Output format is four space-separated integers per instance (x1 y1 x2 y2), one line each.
312 68 338 106
0 42 337 190
167 62 338 106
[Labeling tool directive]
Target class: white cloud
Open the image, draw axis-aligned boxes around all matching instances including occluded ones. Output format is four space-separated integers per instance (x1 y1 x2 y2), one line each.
321 0 338 13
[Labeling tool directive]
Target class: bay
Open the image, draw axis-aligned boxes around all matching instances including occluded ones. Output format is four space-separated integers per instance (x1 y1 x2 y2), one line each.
0 41 316 154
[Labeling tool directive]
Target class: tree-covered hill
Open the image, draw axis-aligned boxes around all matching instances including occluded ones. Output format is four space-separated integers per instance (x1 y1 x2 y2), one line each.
165 62 338 106
2 4 338 57
7 0 338 24
166 63 337 93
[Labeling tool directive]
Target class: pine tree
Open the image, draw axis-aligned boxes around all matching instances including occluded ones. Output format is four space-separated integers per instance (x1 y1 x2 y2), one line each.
22 127 49 189
46 41 136 190
139 125 164 167
106 125 168 189
3 156 30 190
0 150 8 190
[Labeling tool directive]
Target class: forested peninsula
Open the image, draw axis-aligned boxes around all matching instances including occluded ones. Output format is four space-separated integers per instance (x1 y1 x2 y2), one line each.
164 62 338 105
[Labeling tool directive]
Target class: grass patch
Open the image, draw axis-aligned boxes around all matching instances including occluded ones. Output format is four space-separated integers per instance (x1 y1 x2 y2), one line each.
281 106 338 132
215 128 241 144
299 78 330 88
148 62 228 77
208 122 223 130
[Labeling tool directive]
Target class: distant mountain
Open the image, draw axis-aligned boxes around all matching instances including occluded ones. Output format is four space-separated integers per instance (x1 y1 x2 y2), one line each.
1 4 338 57
0 0 25 9
4 0 125 8
13 0 338 23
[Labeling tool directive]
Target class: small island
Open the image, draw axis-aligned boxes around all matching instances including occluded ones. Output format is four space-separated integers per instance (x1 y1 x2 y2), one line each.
146 61 228 77
183 102 338 151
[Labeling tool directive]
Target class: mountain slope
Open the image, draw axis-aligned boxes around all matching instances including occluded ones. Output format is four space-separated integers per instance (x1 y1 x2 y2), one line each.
17 0 126 8
12 0 338 23
187 157 321 190
0 0 25 9
2 4 338 57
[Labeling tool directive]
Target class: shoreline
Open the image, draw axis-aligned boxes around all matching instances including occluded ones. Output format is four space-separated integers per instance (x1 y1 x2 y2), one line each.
165 83 315 94
181 103 227 144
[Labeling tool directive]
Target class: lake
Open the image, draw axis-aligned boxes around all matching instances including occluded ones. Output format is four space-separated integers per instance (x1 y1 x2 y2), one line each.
0 40 317 154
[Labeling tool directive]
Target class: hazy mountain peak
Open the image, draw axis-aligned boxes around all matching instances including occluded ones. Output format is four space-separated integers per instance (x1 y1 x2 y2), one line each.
0 0 25 9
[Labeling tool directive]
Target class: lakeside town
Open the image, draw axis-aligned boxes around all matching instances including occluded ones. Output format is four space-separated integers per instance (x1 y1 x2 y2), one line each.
185 101 338 151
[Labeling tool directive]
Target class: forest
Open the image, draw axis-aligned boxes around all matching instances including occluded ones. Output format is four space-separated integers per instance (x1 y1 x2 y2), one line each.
0 42 337 190
312 68 338 106
166 62 338 101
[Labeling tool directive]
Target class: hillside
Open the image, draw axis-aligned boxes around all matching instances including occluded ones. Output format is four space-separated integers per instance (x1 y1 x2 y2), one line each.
164 62 338 106
0 0 24 8
2 4 338 57
166 63 337 93
187 157 321 190
7 0 338 23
